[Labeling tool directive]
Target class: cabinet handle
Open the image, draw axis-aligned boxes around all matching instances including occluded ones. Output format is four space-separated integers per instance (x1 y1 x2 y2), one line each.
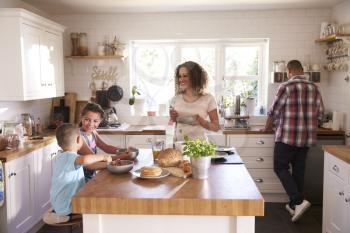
332 165 339 173
9 172 17 178
339 191 344 196
256 140 264 145
254 178 263 183
256 157 264 162
345 198 350 203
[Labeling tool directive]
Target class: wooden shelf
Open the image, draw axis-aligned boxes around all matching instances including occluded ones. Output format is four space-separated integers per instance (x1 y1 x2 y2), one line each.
65 55 123 59
315 34 350 43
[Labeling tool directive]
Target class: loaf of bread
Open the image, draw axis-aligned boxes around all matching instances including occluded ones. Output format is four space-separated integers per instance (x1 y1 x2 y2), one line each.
157 148 182 167
140 166 162 177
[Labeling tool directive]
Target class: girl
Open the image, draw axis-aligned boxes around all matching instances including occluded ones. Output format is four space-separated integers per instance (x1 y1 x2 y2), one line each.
78 102 129 180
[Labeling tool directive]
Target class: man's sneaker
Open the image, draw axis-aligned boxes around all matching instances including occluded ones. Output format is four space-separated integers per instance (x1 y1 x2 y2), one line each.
292 200 311 222
285 203 295 216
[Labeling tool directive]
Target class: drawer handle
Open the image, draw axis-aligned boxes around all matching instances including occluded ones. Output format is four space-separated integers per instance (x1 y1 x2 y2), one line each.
256 157 264 162
339 191 344 196
254 178 263 183
256 140 265 145
332 165 339 173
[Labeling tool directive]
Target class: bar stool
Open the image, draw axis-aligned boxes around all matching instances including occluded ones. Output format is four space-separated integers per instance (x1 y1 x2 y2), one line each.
43 209 82 233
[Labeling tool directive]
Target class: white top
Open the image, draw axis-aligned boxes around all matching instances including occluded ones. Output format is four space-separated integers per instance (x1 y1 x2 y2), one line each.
171 93 217 141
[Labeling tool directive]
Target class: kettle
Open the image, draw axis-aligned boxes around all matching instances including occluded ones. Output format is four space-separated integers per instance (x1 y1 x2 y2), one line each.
104 107 119 125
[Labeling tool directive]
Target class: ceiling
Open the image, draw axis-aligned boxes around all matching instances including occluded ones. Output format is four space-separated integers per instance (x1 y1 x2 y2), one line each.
22 0 344 14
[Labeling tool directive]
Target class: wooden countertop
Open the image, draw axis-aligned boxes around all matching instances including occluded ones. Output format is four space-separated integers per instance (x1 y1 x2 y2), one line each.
223 126 345 136
0 133 56 162
72 149 264 216
323 145 350 164
97 125 166 135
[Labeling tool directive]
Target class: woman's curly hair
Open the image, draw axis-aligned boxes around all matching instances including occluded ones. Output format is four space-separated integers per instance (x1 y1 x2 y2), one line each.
174 61 208 95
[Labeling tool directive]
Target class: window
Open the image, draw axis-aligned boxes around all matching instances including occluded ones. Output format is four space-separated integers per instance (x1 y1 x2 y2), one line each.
130 39 268 112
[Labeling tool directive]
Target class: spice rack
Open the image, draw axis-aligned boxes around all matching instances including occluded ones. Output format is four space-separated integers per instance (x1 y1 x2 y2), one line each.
271 72 320 83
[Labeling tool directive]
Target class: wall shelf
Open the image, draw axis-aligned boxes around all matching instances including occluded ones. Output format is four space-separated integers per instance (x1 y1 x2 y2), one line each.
315 33 350 43
65 55 123 59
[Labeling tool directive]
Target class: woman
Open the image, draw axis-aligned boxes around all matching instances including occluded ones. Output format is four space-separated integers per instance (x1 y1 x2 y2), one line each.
170 61 219 141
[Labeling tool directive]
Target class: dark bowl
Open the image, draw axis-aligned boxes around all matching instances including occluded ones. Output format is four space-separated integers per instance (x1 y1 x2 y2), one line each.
107 160 134 174
117 146 139 160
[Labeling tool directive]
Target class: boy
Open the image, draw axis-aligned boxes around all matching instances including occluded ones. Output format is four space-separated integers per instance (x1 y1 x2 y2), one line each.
45 123 111 224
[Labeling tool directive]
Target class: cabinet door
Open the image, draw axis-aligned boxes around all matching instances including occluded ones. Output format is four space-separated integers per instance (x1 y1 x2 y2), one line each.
41 30 64 97
97 135 125 154
125 135 166 149
34 143 59 220
325 172 348 233
5 152 35 233
21 23 43 99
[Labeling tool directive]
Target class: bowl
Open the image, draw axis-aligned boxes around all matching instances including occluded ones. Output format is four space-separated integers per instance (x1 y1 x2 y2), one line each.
117 146 139 160
107 160 134 174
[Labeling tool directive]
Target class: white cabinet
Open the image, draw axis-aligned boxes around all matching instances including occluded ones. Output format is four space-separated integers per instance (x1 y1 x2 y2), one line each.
228 135 286 200
4 152 35 233
97 135 126 154
323 152 350 233
0 8 65 100
1 141 59 233
34 143 60 221
125 135 166 149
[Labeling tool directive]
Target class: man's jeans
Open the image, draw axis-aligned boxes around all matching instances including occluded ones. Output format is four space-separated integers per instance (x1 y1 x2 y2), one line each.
274 142 309 206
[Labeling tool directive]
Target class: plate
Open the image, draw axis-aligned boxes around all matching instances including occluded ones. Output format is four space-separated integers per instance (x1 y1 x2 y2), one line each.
131 168 170 179
215 146 235 152
211 151 227 159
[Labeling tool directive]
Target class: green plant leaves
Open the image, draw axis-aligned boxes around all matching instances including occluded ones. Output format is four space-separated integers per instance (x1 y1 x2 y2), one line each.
183 139 215 158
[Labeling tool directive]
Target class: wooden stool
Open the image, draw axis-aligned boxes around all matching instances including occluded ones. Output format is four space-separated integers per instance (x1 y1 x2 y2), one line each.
44 215 82 233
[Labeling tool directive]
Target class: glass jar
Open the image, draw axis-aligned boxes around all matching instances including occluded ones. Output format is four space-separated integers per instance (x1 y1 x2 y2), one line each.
21 113 33 136
70 33 80 56
79 33 88 56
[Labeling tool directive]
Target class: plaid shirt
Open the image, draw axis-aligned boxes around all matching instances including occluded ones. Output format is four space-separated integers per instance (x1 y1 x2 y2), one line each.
268 75 324 147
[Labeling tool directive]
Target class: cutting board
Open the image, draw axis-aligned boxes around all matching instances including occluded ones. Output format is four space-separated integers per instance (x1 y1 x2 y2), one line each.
52 93 77 124
75 101 88 124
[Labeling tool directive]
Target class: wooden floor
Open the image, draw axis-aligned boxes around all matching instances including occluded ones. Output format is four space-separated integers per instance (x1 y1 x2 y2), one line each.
36 203 322 233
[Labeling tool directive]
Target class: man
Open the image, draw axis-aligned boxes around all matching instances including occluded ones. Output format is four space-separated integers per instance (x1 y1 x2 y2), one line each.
263 60 324 222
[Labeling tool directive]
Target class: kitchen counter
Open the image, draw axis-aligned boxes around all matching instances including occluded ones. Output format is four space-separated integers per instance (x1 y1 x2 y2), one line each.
323 145 350 164
97 124 166 135
0 132 56 162
223 125 345 136
72 149 264 233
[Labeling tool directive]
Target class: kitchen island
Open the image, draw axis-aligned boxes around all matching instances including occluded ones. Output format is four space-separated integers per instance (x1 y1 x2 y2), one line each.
71 149 264 233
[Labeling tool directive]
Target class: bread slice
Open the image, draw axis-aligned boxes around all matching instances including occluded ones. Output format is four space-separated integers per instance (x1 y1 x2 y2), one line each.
140 166 162 177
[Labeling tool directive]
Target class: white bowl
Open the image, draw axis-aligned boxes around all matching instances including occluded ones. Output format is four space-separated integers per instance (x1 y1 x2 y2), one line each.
107 160 134 174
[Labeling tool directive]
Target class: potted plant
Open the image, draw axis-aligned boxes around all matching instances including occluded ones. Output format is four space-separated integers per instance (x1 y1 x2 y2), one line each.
183 139 216 179
128 85 141 105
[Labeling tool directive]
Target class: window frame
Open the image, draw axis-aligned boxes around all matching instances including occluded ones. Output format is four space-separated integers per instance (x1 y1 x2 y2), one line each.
130 39 268 109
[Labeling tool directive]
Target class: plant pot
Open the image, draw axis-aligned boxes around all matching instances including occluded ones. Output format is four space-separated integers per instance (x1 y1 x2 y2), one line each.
190 156 211 179
131 98 145 116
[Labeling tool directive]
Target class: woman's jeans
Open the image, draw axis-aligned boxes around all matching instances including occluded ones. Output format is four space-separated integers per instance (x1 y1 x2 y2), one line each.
273 142 309 206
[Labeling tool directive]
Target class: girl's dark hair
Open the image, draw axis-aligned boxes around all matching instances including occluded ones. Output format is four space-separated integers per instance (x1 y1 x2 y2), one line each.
174 61 208 95
80 102 105 119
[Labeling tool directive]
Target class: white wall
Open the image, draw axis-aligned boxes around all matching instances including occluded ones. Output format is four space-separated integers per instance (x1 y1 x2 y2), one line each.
330 0 350 141
0 1 52 125
54 9 330 122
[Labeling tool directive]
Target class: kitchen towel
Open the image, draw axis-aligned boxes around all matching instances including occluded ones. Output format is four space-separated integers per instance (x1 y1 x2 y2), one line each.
332 111 343 131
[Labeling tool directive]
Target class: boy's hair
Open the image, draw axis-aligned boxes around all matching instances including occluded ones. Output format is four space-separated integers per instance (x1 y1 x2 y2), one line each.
80 102 104 119
56 123 79 149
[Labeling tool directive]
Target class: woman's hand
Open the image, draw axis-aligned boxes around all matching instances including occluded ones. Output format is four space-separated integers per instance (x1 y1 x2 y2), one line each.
113 151 130 160
169 107 178 122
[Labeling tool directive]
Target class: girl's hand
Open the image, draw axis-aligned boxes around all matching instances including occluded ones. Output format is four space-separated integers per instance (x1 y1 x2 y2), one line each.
169 107 178 121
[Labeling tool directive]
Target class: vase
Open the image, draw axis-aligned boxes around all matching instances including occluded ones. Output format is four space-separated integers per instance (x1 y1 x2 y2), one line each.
190 156 211 179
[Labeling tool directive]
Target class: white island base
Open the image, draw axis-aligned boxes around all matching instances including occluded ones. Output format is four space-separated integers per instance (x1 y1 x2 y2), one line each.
83 214 255 233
